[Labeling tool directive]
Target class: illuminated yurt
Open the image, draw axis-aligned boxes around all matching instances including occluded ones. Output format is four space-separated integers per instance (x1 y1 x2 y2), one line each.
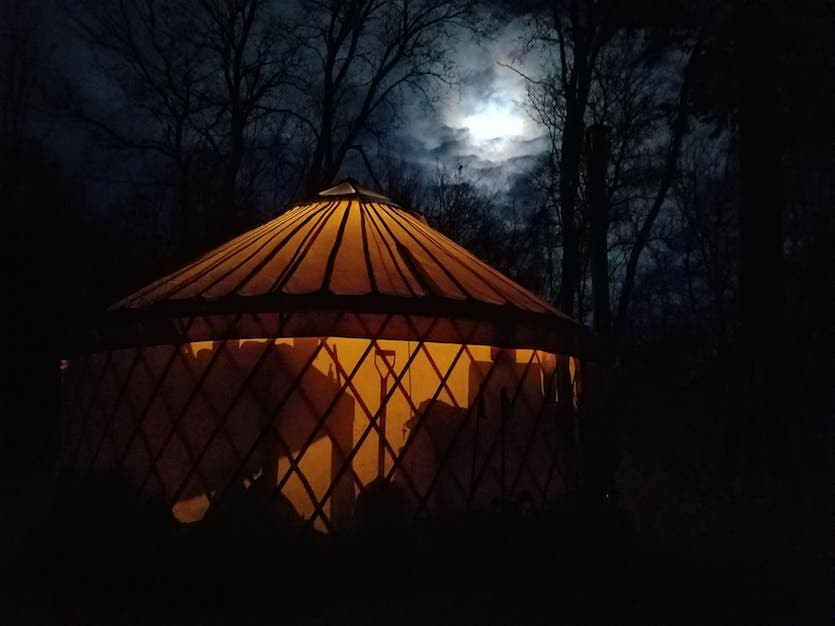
60 180 590 532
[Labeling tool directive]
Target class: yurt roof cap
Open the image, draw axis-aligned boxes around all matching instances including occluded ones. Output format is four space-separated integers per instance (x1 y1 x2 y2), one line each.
316 178 400 206
82 179 593 356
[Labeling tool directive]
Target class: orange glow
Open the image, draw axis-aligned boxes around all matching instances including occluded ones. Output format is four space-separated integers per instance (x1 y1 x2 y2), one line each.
63 336 566 530
172 492 212 523
186 340 214 359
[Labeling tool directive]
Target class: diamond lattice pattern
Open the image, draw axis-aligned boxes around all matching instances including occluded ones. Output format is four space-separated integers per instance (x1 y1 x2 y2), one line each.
61 328 575 532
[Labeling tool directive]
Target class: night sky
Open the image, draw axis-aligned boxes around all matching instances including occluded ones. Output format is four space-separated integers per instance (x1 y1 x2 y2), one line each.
46 2 551 201
11 1 679 209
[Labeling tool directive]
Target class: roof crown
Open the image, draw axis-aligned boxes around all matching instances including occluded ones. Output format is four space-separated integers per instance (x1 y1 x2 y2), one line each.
317 178 398 205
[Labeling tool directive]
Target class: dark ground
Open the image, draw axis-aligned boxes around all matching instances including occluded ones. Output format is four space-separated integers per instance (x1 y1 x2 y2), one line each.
0 377 829 625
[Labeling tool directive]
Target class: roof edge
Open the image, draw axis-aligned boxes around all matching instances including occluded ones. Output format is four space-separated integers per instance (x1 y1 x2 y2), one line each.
66 294 598 359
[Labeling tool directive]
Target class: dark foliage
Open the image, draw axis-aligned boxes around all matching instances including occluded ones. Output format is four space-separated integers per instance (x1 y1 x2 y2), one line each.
1 470 825 624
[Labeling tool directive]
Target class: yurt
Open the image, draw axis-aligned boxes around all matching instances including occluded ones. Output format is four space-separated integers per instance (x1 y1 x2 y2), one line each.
60 180 591 532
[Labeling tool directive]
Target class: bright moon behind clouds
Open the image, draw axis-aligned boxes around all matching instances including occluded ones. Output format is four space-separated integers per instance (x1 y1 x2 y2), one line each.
442 26 546 167
463 101 526 142
400 20 548 177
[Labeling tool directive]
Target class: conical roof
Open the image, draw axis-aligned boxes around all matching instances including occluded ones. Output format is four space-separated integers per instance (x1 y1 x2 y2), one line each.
100 180 588 355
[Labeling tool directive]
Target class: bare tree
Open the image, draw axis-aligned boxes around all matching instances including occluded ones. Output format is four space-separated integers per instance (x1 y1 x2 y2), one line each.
69 0 207 251
69 0 297 253
376 155 427 210
424 163 499 255
287 0 479 196
526 0 620 318
508 1 713 495
188 0 296 235
519 10 708 348
0 0 48 149
606 38 701 351
673 131 736 354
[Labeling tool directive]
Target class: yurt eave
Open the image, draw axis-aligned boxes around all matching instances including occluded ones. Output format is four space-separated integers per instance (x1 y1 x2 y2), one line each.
72 292 594 358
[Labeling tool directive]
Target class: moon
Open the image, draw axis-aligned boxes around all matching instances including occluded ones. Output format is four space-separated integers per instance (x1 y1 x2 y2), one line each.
463 102 526 143
435 33 548 166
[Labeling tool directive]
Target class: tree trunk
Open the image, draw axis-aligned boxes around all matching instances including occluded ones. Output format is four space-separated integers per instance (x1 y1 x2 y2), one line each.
586 123 611 347
176 161 195 258
305 124 328 197
553 17 596 498
555 93 586 496
556 97 586 317
611 47 695 351
221 105 245 238
582 124 621 504
735 3 785 484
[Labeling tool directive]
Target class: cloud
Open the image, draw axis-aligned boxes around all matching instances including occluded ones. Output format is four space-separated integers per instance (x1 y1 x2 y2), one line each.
395 16 549 182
